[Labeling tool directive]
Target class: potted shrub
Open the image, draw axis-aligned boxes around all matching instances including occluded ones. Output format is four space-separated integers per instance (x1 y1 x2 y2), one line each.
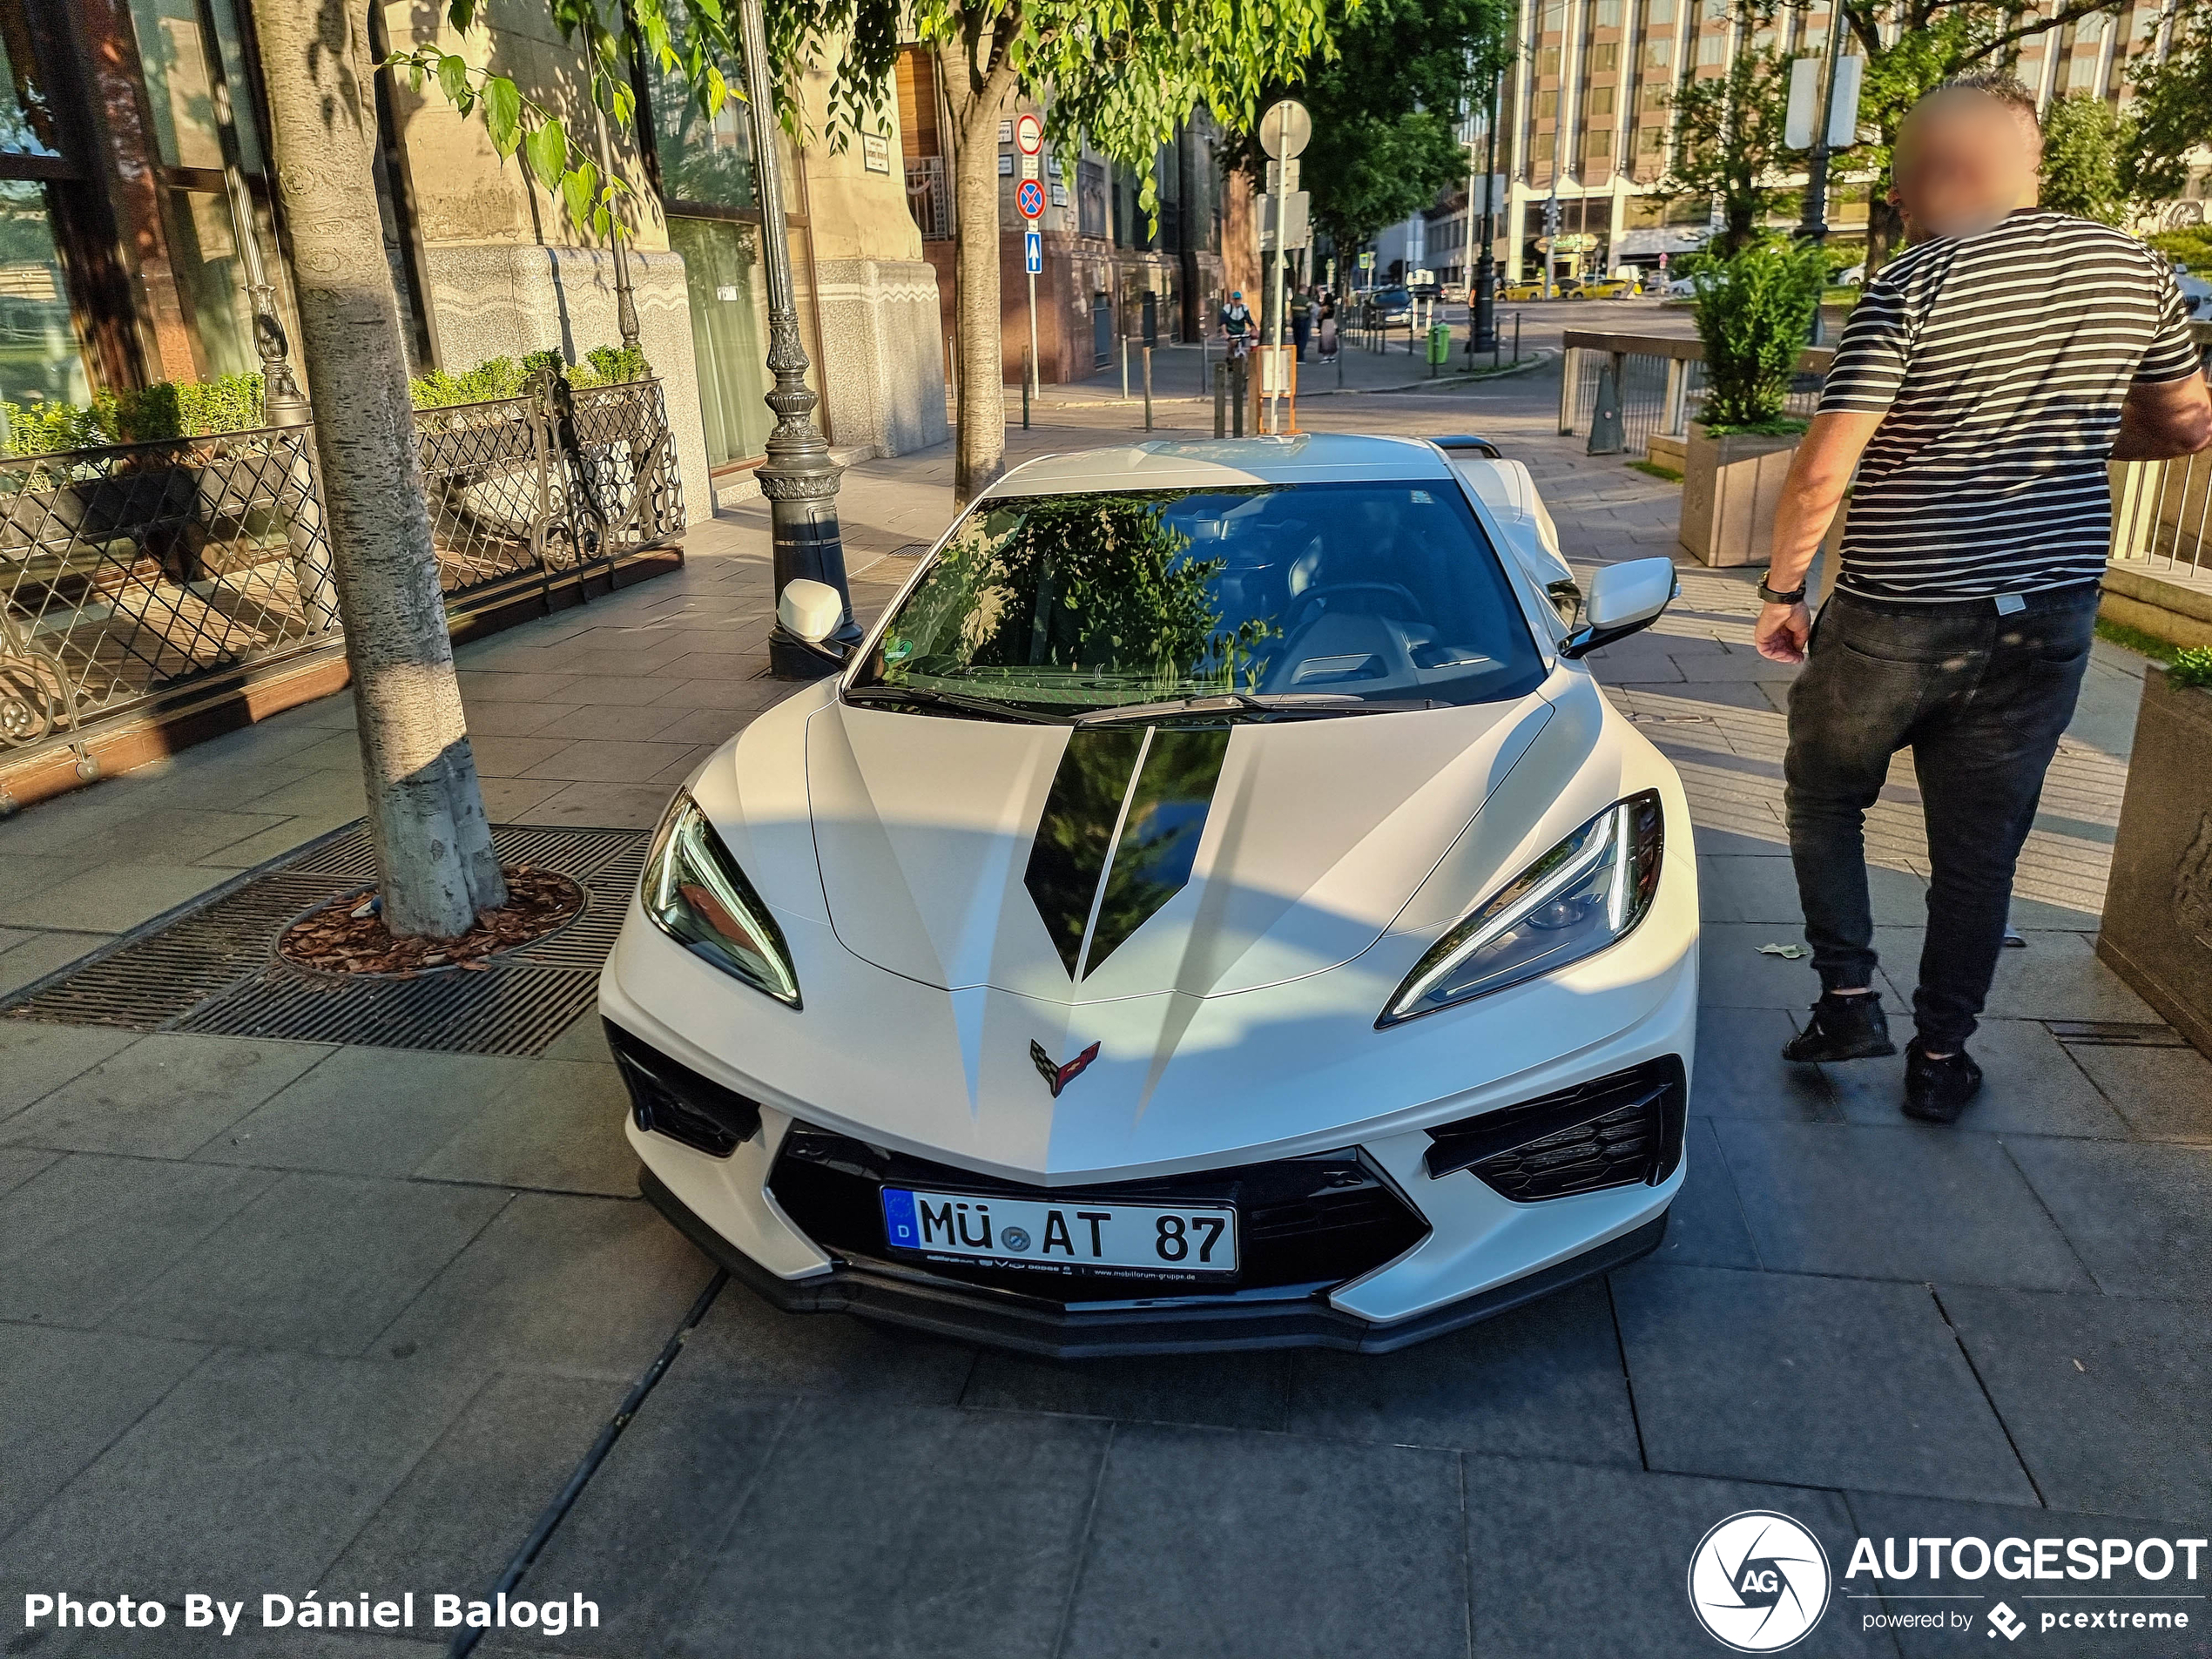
1676 242 1826 568
2098 649 2212 1057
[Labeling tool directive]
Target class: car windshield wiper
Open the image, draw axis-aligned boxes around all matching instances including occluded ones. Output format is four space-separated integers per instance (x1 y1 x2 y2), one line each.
841 684 1065 724
1072 692 1446 726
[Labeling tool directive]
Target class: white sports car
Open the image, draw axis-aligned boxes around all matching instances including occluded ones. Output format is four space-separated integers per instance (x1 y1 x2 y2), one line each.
600 434 1697 1355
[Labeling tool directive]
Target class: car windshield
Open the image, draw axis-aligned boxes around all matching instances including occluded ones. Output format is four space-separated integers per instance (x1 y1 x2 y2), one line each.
1376 289 1410 306
849 482 1545 719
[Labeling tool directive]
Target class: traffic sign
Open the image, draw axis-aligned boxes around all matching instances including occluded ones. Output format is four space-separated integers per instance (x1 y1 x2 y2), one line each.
1358 250 1375 269
1015 111 1043 156
1017 179 1044 219
1021 152 1039 181
1024 229 1042 274
1258 98 1311 159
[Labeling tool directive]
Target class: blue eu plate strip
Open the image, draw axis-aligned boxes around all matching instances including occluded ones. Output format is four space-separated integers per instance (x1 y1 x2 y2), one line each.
880 1187 919 1248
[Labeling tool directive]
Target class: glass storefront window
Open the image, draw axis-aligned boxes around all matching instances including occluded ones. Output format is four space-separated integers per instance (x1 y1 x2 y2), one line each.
164 186 257 376
129 0 264 172
669 215 772 468
0 11 62 158
0 178 90 411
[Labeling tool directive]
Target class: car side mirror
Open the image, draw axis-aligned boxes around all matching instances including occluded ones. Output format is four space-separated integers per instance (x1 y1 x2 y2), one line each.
777 579 846 649
1560 557 1678 661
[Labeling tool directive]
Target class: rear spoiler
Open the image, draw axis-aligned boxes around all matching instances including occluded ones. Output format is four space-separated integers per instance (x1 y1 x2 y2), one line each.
1430 434 1503 459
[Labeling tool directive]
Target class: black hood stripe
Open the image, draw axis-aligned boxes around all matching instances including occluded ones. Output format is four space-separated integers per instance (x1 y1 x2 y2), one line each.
1023 727 1145 976
1082 727 1231 976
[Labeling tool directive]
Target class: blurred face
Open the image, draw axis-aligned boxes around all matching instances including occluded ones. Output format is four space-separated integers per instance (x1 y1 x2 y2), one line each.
1893 91 2040 239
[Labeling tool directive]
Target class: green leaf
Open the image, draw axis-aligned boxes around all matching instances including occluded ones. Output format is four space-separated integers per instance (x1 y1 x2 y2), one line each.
526 118 568 192
561 158 600 232
436 52 470 109
482 76 522 157
590 204 611 239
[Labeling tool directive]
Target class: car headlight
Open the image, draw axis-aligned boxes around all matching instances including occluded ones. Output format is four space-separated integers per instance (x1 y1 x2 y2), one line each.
1379 791 1663 1026
641 793 801 1008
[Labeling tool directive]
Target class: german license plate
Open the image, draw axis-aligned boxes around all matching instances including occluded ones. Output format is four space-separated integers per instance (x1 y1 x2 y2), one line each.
880 1187 1238 1275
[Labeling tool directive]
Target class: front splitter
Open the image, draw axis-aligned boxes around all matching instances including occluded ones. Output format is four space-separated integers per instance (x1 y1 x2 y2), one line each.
641 1164 1669 1359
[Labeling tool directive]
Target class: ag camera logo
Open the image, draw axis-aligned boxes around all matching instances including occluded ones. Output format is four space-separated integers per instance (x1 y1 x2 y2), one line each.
1689 1510 1832 1652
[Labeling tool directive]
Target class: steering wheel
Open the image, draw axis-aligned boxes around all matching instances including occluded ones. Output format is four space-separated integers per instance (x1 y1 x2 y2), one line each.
1285 580 1423 631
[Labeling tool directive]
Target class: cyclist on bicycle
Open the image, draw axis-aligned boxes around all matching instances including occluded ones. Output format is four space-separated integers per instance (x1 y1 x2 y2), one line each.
1219 291 1255 357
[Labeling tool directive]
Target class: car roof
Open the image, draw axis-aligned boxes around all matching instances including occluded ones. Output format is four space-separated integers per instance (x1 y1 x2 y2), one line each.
984 434 1455 498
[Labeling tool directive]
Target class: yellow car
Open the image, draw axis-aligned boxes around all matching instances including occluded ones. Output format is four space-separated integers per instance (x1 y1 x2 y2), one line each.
1501 280 1552 300
1571 275 1639 300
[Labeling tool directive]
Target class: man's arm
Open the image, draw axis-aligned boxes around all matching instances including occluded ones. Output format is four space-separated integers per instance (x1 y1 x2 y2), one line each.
1752 410 1885 664
2111 372 2212 462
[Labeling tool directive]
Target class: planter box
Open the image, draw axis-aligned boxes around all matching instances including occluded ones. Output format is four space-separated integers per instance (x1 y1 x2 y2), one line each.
1647 432 1687 475
1677 422 1800 568
2097 664 2212 1059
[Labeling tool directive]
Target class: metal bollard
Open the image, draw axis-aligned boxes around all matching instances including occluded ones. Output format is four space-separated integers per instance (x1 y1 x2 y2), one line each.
1231 359 1246 437
1122 335 1130 402
1143 346 1153 431
1213 361 1227 437
1514 312 1521 364
1022 347 1030 430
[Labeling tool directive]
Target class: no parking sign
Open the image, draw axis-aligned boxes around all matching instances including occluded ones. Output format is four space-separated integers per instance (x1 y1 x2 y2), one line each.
1017 179 1044 219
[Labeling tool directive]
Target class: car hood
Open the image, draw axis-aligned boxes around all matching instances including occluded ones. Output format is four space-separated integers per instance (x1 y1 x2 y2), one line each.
804 693 1557 1006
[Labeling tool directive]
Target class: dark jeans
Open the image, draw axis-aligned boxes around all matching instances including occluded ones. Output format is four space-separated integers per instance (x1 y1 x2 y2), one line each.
1784 584 2100 1051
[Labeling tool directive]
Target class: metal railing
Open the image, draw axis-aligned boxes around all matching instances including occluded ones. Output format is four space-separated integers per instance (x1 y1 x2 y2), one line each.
1559 330 1835 455
905 156 951 241
2111 449 2212 582
1 376 682 757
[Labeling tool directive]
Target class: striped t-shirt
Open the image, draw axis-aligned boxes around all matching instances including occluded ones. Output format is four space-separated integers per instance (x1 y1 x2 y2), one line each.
1818 210 2202 602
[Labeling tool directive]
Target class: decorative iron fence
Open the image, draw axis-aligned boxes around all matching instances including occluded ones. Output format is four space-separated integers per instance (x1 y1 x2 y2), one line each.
1559 331 1834 456
1 375 682 757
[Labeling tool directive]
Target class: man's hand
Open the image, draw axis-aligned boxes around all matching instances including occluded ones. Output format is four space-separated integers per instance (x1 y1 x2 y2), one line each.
1754 601 1812 664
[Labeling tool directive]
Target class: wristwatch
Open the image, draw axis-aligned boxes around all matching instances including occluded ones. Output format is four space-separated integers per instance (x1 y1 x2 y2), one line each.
1757 577 1807 605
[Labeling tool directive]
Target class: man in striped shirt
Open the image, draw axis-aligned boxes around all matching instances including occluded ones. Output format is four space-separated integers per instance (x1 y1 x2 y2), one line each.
1753 74 2211 1122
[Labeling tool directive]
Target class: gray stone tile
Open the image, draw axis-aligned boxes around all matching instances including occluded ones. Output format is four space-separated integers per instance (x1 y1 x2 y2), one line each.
111 1172 509 1356
1697 922 1911 1012
460 699 581 737
0 850 88 904
1612 1262 2037 1501
0 1323 207 1534
1655 1117 1762 1269
1939 1286 2212 1522
466 735 571 778
645 706 746 746
0 861 221 932
647 677 782 711
2004 1138 2212 1300
535 701 692 742
232 769 369 821
1691 1005 1843 1123
324 1371 621 1597
1059 1422 1466 1659
0 1348 483 1591
557 675 684 707
2 1034 333 1158
64 807 291 867
0 1021 138 1122
454 670 581 703
509 781 676 830
0 1153 280 1326
539 1011 611 1062
0 1143 57 1195
477 777 570 820
1284 1277 1639 1460
518 738 703 784
965 1346 1284 1431
412 1060 636 1196
683 1281 977 1404
191 818 334 871
1714 1120 2093 1290
1463 1454 1887 1658
1841 1491 2212 1656
195 1048 534 1177
2066 1041 2212 1143
0 931 111 997
373 1193 716 1379
1823 1020 2129 1138
1871 927 2159 1024
1698 853 1926 927
489 1372 793 1655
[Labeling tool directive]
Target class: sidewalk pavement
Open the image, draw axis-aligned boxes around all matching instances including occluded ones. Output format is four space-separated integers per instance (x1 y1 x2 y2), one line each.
0 365 2206 1659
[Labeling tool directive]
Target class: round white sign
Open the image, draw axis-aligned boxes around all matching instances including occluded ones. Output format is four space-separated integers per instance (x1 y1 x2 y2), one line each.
1687 1511 1831 1653
1015 111 1043 156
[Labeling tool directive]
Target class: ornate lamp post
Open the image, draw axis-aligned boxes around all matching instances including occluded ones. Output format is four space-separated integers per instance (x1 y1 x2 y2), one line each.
736 0 860 676
1473 66 1501 353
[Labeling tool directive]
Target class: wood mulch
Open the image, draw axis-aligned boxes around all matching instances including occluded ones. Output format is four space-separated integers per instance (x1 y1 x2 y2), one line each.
278 865 584 977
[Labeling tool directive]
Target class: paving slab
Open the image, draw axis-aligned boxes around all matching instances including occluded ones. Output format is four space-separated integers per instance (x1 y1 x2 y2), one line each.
1056 1421 1465 1659
371 1193 716 1380
682 1278 979 1406
962 1345 1287 1431
0 1021 139 1122
1612 1261 2037 1502
0 1348 485 1594
1819 1018 2129 1138
1 1034 334 1158
1655 1117 1762 1269
0 860 235 934
1713 1120 2094 1290
110 1170 509 1356
1870 927 2159 1024
1697 922 1907 1015
1698 853 1928 927
412 1059 637 1197
195 1047 535 1177
1283 1277 1642 1462
1691 1005 1844 1123
0 1152 280 1326
2001 1138 2212 1301
1462 1453 1888 1658
655 1400 1111 1659
0 1323 207 1536
509 783 673 830
0 931 111 998
2064 1041 2212 1143
0 1143 57 1196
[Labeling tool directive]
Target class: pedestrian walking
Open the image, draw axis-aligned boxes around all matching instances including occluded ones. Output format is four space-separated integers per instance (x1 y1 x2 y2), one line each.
1317 294 1338 363
1755 73 2211 1122
1291 288 1312 361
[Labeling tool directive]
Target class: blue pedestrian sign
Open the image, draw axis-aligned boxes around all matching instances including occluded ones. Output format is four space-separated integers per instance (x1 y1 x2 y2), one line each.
1024 230 1042 274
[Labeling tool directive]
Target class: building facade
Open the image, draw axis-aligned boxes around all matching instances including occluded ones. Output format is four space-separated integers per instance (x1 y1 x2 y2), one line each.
0 0 947 523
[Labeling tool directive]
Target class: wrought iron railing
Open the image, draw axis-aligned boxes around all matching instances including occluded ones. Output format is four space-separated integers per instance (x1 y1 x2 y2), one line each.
1559 331 1835 455
1 376 682 756
906 156 951 241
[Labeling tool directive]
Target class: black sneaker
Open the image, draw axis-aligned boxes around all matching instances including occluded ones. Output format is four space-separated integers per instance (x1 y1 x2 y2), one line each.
1781 993 1896 1063
1903 1041 1984 1123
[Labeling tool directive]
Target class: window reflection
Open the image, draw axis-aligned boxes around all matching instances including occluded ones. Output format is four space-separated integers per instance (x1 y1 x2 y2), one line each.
0 10 62 158
128 0 264 172
0 179 90 412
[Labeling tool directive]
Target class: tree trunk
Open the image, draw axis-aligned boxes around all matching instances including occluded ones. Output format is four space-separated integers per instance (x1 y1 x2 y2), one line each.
942 42 1016 503
1865 193 1904 275
251 0 505 937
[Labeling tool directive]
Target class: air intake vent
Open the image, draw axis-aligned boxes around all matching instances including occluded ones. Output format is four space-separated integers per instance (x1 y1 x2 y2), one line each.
1423 1055 1685 1201
604 1020 763 1159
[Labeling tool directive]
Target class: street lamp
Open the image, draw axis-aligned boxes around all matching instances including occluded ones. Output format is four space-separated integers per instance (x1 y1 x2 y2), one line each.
1473 63 1501 353
736 0 860 677
1794 2 1852 345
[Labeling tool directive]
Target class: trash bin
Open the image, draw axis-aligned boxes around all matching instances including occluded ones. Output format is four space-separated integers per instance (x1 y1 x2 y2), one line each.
1426 322 1452 366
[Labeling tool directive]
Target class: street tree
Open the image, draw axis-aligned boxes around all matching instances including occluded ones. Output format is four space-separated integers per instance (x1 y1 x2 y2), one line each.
2121 2 2212 210
2039 92 2126 225
249 0 506 939
1216 0 1517 253
1656 48 1793 256
398 0 1332 503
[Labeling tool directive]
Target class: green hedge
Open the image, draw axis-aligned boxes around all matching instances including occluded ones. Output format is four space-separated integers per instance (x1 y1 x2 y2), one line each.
1 345 654 457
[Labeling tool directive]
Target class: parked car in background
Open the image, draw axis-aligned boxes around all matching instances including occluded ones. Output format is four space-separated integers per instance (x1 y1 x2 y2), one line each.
1662 273 1711 298
1363 287 1414 327
1440 282 1467 304
1501 279 1551 301
1570 274 1637 300
1837 264 1865 286
2173 264 2212 324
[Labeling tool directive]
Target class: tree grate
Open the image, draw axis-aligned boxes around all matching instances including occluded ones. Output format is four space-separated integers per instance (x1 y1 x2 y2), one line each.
3 821 652 1055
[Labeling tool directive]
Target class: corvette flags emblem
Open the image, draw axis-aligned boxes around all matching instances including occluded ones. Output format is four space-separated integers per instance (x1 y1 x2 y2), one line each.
1030 1039 1102 1098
